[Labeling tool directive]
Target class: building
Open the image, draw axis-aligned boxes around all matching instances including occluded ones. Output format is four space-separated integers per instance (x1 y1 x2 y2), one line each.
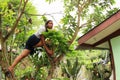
77 10 120 80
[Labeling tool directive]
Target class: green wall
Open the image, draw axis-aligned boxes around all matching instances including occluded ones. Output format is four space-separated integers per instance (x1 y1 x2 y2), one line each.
111 36 120 80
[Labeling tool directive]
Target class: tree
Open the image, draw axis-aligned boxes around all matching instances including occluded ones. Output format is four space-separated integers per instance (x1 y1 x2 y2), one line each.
44 0 119 79
0 0 118 79
61 0 118 43
0 0 39 79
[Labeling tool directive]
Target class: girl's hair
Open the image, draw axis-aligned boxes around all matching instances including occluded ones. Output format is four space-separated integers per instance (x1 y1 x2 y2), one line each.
45 20 52 32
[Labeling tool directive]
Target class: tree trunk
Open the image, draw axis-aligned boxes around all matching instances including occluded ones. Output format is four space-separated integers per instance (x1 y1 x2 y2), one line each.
46 54 65 79
0 39 16 80
0 1 28 80
1 39 9 67
46 60 56 80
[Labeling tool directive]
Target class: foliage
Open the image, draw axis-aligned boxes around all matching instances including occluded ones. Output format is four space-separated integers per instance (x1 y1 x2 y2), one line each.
61 15 77 41
44 0 118 79
0 0 40 45
51 78 69 80
30 51 50 67
45 0 56 4
59 1 118 78
28 49 49 79
61 57 81 80
15 66 34 79
0 0 118 79
42 29 70 56
61 0 119 38
0 0 43 79
65 50 111 80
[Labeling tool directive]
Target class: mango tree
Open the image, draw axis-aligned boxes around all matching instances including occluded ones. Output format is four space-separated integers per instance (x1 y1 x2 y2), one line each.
43 0 119 79
0 0 39 79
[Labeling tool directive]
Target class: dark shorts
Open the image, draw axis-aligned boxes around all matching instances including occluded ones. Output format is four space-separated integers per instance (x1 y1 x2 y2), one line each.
25 34 40 55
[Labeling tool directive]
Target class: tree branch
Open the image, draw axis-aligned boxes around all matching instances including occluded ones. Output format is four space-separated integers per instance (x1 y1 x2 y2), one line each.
54 54 64 63
4 0 28 41
24 12 62 27
24 11 63 16
68 0 91 45
0 13 2 40
68 0 81 45
79 20 94 29
18 0 22 14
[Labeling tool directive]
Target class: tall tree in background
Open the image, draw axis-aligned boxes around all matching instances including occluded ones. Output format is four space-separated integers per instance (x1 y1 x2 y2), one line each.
45 0 119 79
62 0 118 44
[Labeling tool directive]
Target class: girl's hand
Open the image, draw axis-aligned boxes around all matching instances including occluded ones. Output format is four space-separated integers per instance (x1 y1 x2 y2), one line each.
46 39 51 44
40 35 45 45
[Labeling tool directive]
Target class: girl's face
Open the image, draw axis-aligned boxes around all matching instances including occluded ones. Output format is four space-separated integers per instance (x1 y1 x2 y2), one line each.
47 21 53 29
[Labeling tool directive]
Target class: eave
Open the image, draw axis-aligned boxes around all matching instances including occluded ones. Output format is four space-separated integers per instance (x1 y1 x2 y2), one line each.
77 10 120 50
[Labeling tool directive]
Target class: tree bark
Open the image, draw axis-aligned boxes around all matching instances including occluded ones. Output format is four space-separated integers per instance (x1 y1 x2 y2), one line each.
46 60 56 80
0 0 28 80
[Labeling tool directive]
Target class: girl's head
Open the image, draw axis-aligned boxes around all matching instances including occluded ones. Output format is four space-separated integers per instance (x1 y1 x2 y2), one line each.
45 20 53 29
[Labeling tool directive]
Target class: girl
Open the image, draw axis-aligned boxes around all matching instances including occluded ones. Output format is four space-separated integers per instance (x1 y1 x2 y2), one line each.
8 20 54 72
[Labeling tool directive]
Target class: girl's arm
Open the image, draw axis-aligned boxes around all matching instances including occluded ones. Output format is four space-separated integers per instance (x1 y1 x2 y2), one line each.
40 34 53 55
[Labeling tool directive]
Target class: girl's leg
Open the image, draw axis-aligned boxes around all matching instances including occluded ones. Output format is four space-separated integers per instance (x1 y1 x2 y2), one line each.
8 49 31 72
